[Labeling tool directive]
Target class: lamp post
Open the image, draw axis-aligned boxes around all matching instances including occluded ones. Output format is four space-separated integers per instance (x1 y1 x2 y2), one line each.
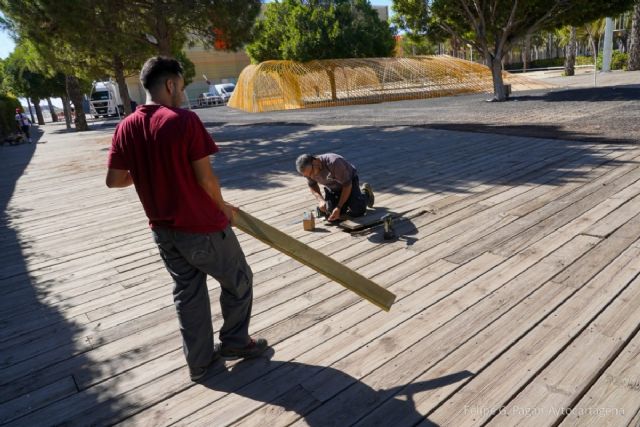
602 17 614 72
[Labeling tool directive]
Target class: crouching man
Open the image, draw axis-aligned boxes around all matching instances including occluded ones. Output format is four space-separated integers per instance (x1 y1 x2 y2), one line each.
296 153 374 222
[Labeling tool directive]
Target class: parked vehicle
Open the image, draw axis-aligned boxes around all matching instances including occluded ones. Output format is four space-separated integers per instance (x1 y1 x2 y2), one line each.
196 92 224 107
211 83 236 103
89 80 124 118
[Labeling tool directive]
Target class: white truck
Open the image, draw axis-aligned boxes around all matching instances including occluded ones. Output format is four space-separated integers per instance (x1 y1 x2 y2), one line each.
89 80 124 118
210 83 236 103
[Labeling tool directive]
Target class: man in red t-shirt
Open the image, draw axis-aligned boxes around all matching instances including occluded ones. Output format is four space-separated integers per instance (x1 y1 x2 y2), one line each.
106 57 267 381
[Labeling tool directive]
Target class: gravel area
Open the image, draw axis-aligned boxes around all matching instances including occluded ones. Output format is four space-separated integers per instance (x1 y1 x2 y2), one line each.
198 70 640 144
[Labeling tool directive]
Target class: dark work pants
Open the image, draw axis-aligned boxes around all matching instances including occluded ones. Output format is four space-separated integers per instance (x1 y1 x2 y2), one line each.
324 174 368 217
152 224 253 370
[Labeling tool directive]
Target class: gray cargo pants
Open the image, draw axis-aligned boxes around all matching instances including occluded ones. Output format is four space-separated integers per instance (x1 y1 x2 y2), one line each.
152 224 253 370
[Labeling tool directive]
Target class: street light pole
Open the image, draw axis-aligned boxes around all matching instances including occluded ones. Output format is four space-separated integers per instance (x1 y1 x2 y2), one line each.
602 17 614 72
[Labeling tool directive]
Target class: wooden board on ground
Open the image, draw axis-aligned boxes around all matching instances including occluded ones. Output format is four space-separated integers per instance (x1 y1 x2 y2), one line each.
234 209 396 311
337 207 404 231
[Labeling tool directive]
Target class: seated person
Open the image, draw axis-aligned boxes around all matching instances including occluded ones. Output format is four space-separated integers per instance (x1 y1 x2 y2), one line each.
296 153 374 222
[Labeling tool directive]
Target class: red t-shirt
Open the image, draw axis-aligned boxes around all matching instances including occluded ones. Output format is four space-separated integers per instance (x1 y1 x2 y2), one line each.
107 104 228 233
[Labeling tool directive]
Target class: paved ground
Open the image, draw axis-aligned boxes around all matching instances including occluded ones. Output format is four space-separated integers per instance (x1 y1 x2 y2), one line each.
197 69 640 144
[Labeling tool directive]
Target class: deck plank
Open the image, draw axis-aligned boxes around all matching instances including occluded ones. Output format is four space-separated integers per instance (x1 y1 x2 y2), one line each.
2 121 640 426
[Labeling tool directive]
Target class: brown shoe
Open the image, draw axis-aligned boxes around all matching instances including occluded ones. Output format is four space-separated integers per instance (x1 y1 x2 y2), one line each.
220 338 269 361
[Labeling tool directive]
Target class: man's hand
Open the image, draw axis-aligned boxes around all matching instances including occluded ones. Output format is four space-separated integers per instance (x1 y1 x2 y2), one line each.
328 207 341 222
317 201 327 213
223 202 239 224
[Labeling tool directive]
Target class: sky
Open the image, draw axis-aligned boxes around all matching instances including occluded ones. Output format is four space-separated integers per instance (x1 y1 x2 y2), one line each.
0 11 15 59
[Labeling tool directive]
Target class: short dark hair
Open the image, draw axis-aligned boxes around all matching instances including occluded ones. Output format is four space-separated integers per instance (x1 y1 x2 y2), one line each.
296 154 315 174
140 56 184 91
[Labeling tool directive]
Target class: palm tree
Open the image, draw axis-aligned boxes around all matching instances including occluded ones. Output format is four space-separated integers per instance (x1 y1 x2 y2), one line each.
583 18 607 69
556 26 578 75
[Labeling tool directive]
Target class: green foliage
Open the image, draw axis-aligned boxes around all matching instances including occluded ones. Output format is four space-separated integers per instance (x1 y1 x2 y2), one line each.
0 0 261 78
2 42 66 99
428 0 634 55
596 50 629 70
0 93 21 138
576 55 596 66
504 57 566 70
398 36 438 56
174 51 196 86
394 0 634 99
392 0 429 39
247 0 396 63
503 52 629 71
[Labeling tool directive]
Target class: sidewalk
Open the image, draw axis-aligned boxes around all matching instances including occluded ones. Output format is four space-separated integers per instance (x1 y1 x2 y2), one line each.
196 70 640 144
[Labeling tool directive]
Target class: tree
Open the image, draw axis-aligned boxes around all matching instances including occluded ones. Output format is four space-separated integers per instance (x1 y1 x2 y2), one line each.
630 0 640 70
247 0 395 101
582 18 607 70
2 42 66 125
0 0 261 123
564 27 577 76
247 0 395 63
392 0 434 55
394 0 635 101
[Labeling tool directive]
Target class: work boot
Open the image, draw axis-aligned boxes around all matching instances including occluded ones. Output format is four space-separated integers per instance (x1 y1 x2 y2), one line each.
189 343 222 381
362 183 374 208
220 337 269 361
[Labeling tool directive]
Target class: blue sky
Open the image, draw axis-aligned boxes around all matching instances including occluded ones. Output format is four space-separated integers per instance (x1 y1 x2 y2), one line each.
0 1 394 59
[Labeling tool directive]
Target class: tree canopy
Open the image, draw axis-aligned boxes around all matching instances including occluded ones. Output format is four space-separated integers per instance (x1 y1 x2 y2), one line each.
393 0 636 100
0 0 261 128
247 0 396 63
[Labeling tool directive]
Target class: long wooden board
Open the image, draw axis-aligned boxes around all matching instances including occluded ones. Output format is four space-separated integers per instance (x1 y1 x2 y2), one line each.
233 209 396 311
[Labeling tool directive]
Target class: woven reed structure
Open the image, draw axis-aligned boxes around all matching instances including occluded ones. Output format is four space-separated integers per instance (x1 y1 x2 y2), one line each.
228 55 552 113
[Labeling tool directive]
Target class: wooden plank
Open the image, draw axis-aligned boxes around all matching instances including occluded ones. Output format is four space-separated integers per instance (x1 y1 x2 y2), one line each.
425 243 640 426
493 274 640 426
268 238 601 427
181 201 609 425
0 376 77 424
233 209 396 311
558 326 640 426
341 239 598 427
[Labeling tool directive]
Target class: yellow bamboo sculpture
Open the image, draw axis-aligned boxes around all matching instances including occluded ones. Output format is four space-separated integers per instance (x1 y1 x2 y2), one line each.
228 55 552 113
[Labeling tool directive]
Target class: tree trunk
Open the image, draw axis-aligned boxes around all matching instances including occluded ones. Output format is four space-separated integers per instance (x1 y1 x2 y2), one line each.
564 26 577 76
153 6 172 56
327 68 337 101
522 35 531 72
61 94 72 130
489 56 507 101
31 97 45 125
629 0 640 71
113 54 133 115
65 75 89 131
46 97 59 122
26 98 35 123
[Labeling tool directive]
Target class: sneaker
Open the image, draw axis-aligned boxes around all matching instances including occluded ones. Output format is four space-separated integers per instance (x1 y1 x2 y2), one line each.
220 337 269 361
189 344 221 382
362 183 374 208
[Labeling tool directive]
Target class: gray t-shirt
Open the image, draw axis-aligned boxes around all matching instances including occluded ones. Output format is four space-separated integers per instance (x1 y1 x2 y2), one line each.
306 153 356 192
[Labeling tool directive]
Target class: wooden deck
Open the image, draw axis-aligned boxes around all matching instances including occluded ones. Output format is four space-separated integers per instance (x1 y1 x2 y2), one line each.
2 122 640 426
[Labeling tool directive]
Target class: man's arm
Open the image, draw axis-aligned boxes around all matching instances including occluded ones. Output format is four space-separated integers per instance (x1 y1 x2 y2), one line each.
308 181 326 209
191 156 235 221
106 168 133 188
328 182 352 221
